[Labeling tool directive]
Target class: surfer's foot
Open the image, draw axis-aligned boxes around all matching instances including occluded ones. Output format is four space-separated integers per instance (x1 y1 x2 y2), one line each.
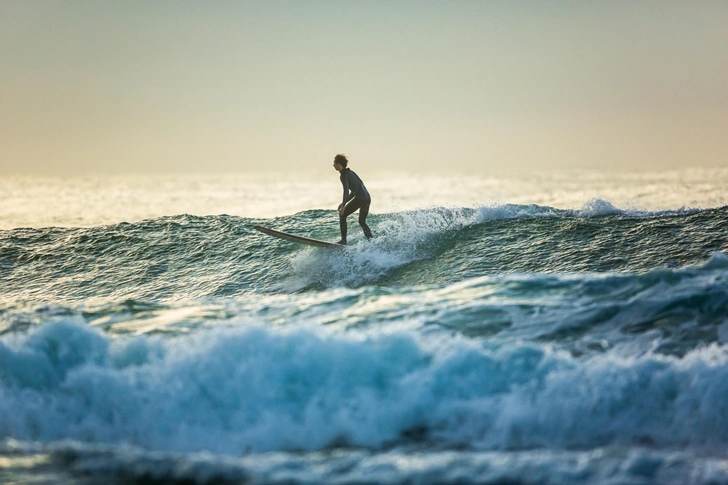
337 239 347 245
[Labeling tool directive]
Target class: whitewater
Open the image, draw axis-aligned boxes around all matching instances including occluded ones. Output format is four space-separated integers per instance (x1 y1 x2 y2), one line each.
1 169 727 484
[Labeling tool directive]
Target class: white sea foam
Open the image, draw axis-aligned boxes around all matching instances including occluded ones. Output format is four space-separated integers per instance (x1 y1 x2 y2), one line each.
284 203 559 290
576 198 622 217
2 318 728 455
285 207 479 288
475 203 561 220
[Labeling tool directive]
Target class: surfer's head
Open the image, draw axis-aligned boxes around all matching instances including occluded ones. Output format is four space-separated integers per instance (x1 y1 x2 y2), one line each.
333 154 348 172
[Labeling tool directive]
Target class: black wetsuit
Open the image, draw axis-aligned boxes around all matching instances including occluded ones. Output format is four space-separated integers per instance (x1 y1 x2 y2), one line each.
339 168 373 243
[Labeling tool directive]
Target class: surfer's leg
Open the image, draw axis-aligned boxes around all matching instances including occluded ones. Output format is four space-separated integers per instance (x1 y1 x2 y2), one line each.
339 200 362 244
339 212 348 244
358 201 373 240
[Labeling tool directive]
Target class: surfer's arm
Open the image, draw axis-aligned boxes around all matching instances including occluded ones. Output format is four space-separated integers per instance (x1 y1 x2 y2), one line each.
341 174 353 206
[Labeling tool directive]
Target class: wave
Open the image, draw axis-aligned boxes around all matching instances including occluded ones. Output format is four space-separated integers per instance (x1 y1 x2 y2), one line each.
2 318 728 455
3 253 727 358
0 204 726 301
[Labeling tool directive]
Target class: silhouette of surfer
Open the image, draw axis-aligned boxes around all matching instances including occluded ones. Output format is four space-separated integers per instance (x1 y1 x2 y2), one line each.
333 154 373 245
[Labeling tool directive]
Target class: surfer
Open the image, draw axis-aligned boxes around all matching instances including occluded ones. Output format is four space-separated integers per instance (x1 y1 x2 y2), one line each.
333 154 373 245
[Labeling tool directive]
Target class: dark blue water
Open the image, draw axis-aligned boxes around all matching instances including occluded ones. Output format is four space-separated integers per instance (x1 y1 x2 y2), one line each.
1 204 728 484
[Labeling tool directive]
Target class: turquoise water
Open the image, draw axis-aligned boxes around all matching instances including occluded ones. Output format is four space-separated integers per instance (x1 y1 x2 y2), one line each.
1 172 728 484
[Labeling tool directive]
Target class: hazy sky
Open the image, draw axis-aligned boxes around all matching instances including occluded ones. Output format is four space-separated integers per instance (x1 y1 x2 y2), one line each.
1 1 726 175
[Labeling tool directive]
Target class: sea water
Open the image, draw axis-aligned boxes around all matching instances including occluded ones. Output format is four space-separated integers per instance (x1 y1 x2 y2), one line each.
1 169 727 484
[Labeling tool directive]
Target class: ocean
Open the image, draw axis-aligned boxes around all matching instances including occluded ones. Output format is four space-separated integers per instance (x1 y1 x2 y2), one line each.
1 168 727 484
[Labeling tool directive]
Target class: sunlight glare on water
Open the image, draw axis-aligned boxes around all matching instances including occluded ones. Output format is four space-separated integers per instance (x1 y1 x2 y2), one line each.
0 168 726 229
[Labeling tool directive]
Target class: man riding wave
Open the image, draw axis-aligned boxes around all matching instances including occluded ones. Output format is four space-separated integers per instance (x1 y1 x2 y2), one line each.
332 154 373 245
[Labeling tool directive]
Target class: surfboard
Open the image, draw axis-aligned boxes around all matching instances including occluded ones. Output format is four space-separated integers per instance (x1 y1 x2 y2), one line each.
253 225 343 248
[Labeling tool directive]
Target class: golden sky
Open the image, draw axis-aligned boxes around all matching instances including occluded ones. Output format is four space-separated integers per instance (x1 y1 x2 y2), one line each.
1 1 726 175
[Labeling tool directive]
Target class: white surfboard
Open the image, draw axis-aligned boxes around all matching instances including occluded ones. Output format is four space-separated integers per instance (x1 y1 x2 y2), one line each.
253 226 343 248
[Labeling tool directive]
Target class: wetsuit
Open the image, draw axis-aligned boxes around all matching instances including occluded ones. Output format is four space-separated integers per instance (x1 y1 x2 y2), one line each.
339 168 373 243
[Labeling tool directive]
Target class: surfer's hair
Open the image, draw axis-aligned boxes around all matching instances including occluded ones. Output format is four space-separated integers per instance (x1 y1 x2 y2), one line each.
334 154 348 168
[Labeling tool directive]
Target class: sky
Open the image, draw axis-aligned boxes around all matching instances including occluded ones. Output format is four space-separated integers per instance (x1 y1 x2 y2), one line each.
1 1 726 176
